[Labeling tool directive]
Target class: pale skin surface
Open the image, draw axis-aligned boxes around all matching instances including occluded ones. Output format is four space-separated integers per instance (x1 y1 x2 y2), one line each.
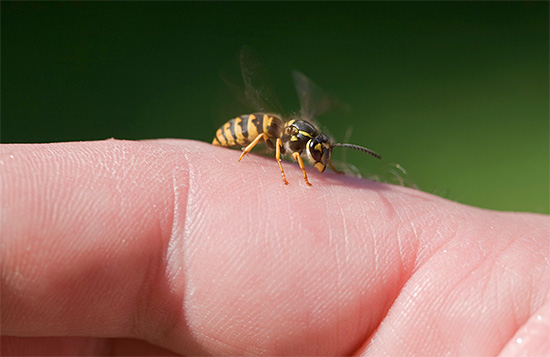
1 139 549 356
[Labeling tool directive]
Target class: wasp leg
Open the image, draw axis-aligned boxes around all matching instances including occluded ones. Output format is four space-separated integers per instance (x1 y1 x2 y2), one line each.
329 161 344 174
291 152 312 186
275 138 289 185
238 133 267 162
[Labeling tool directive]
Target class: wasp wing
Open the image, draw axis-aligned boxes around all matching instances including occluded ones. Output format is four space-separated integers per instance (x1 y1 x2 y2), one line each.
239 46 285 115
292 70 341 121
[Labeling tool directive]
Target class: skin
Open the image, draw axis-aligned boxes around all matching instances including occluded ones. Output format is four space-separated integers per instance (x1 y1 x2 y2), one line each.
1 139 548 356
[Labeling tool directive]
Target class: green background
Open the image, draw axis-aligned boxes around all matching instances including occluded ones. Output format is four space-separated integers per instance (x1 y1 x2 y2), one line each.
2 2 548 214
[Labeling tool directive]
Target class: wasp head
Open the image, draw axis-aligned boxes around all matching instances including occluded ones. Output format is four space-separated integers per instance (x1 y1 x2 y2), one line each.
307 134 333 172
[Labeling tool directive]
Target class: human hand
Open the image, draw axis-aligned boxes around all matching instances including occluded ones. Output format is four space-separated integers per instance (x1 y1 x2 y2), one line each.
2 140 548 356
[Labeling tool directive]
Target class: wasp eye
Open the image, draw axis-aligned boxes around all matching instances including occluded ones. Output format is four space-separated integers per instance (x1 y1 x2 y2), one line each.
308 138 323 162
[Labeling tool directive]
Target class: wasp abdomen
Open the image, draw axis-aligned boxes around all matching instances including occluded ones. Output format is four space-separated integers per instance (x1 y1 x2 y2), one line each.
212 113 284 148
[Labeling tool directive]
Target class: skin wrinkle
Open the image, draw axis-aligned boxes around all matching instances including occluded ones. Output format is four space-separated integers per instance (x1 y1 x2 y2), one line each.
410 209 457 275
339 195 351 348
132 247 163 338
371 207 544 355
379 277 428 354
469 268 515 346
535 236 550 268
375 189 397 222
358 249 445 354
129 143 187 342
498 303 550 356
181 143 288 353
256 175 271 248
338 194 372 355
145 190 184 342
495 238 535 329
363 295 403 354
479 279 514 348
392 216 408 289
324 191 343 348
516 253 546 326
353 217 392 352
300 186 364 354
171 145 226 354
110 143 174 340
383 194 413 277
167 148 189 287
153 142 247 355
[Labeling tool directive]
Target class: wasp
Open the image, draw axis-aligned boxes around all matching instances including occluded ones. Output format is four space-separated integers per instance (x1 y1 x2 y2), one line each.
213 49 381 186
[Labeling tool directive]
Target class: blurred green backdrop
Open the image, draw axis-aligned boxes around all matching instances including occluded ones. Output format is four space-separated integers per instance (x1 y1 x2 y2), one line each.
2 2 548 214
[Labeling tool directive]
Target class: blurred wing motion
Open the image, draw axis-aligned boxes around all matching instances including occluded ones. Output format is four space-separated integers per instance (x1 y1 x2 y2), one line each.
214 46 382 187
239 46 285 115
370 163 418 189
292 70 341 121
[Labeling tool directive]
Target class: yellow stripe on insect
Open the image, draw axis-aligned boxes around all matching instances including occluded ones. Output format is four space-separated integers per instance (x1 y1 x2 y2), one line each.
224 122 236 146
234 117 245 145
216 128 227 146
299 130 313 138
263 114 271 135
247 114 259 139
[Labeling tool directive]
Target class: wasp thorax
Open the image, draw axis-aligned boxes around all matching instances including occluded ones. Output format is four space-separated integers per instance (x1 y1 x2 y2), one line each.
307 135 333 172
282 119 318 153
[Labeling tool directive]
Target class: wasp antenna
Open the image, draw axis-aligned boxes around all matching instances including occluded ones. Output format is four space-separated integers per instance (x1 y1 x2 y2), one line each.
334 143 382 159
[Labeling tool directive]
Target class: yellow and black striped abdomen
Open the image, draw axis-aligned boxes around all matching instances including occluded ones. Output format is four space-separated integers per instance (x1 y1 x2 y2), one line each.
212 113 284 147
